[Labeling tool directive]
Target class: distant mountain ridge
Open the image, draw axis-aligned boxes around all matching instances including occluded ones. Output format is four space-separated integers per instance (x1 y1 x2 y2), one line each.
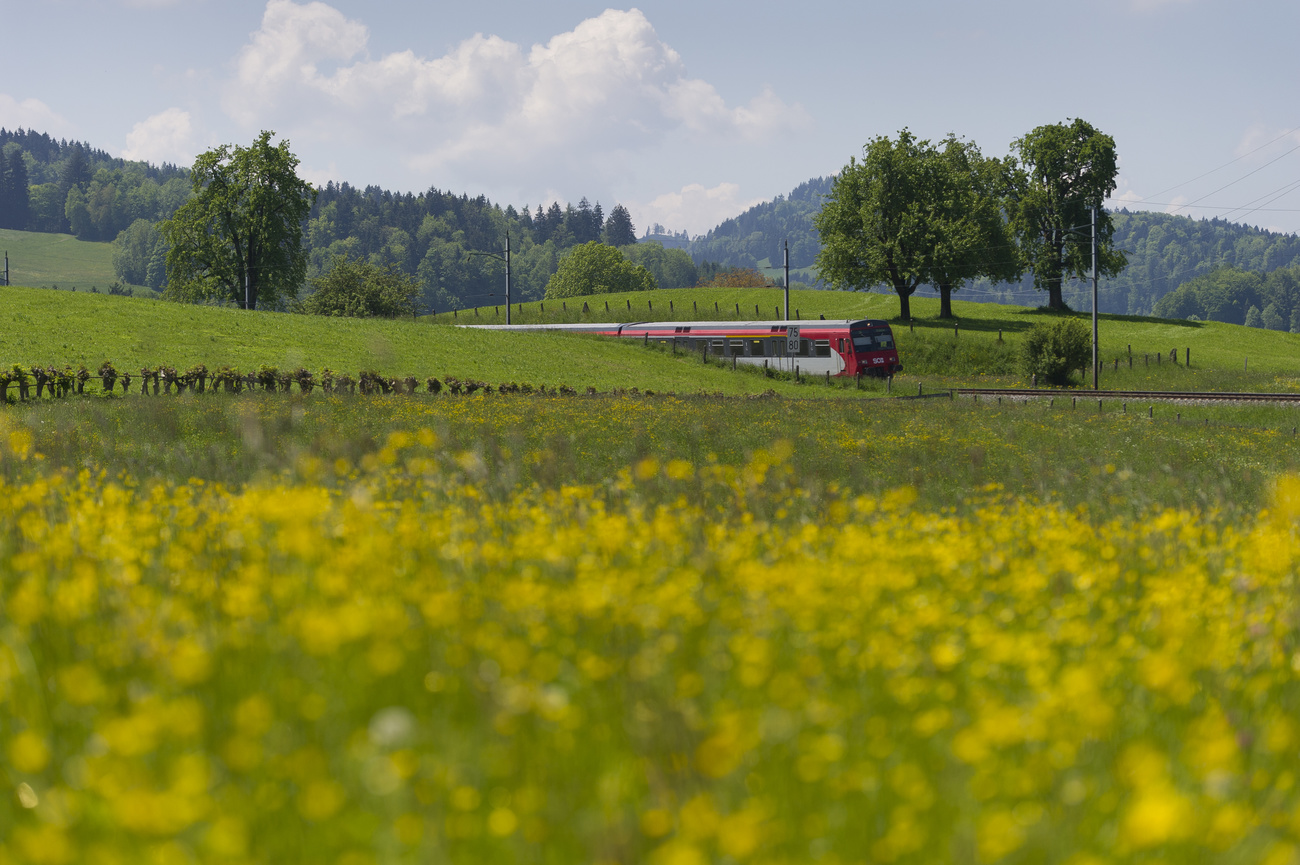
687 176 1300 315
688 176 833 272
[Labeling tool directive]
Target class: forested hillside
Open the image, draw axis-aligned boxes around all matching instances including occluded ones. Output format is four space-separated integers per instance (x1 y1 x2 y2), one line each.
688 176 833 271
4 126 1300 322
0 128 189 240
0 128 697 308
980 210 1300 315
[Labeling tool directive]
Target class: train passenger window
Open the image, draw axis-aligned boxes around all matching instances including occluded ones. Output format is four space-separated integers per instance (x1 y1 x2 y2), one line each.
798 339 811 357
749 339 766 356
729 340 745 356
814 340 831 358
711 339 725 353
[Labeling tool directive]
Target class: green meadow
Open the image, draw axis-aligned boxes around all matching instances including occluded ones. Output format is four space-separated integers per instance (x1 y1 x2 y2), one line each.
0 229 144 293
0 279 1296 399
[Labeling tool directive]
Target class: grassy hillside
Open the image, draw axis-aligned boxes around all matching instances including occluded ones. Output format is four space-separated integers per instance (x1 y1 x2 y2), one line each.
0 229 143 292
428 287 1300 387
4 283 1298 395
0 285 840 398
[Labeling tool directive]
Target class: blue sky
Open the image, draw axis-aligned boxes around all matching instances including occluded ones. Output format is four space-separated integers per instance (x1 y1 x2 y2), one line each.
5 0 1299 236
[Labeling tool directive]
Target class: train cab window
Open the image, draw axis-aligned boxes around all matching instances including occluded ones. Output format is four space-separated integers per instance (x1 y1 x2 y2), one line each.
852 328 895 352
837 338 845 353
814 340 831 358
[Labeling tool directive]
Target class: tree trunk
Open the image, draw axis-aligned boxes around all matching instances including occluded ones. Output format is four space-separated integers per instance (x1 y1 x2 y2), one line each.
1044 241 1069 310
1046 279 1067 310
938 283 954 319
895 287 913 321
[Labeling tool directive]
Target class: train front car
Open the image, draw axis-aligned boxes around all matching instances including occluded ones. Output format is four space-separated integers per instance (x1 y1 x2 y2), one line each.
846 319 902 377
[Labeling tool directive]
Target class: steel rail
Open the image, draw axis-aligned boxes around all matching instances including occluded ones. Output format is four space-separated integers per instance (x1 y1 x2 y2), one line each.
952 388 1300 403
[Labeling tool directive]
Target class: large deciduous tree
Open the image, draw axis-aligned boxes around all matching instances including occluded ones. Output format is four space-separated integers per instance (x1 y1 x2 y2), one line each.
159 131 315 310
814 129 939 320
544 241 656 297
1009 119 1126 310
927 137 1022 319
302 255 420 318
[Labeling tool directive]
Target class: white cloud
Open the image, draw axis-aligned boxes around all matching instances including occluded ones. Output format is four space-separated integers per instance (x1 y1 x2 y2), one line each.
1234 124 1300 159
221 2 802 190
0 94 72 136
121 108 196 166
633 182 767 237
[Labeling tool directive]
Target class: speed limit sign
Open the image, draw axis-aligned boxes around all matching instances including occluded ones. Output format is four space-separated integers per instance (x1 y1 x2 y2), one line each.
785 326 800 354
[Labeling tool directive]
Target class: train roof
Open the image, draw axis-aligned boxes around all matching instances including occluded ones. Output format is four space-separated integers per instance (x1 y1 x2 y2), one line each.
459 319 893 333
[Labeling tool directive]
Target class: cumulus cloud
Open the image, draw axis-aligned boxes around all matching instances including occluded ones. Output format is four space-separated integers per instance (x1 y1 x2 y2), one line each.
221 2 801 189
0 94 72 136
1234 124 1300 159
634 182 767 237
121 108 196 165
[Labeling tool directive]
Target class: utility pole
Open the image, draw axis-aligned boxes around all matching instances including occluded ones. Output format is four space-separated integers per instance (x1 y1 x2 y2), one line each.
468 231 512 322
783 240 790 320
1091 205 1099 391
4 251 8 287
245 272 250 311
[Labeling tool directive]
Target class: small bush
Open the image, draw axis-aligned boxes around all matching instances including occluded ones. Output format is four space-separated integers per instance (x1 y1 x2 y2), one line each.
1020 318 1091 386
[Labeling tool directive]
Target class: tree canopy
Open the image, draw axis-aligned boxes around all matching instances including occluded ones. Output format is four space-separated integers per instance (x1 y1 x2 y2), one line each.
159 132 315 310
925 137 1021 318
814 129 1021 319
301 255 420 318
544 242 656 298
1009 119 1126 310
815 130 952 320
620 241 697 288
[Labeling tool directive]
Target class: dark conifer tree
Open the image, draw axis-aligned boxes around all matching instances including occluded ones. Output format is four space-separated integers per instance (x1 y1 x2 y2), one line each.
544 202 564 242
603 204 636 247
1 146 30 230
575 197 597 244
0 147 7 228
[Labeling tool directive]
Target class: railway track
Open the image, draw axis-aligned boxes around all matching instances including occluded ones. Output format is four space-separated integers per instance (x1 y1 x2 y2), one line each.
951 387 1300 405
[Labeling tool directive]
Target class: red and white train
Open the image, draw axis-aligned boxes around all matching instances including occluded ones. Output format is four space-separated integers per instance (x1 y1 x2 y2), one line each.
465 319 902 378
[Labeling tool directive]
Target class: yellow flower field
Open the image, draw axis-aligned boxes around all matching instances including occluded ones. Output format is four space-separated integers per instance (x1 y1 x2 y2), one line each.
2 416 1300 865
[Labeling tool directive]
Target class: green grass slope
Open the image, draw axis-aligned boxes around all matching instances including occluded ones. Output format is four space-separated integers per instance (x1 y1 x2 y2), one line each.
4 283 1297 396
0 285 848 398
429 287 1300 389
0 228 141 292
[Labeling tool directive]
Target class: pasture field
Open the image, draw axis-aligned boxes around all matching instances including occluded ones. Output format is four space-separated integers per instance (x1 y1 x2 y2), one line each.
3 392 1300 864
0 230 143 294
5 283 1300 397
